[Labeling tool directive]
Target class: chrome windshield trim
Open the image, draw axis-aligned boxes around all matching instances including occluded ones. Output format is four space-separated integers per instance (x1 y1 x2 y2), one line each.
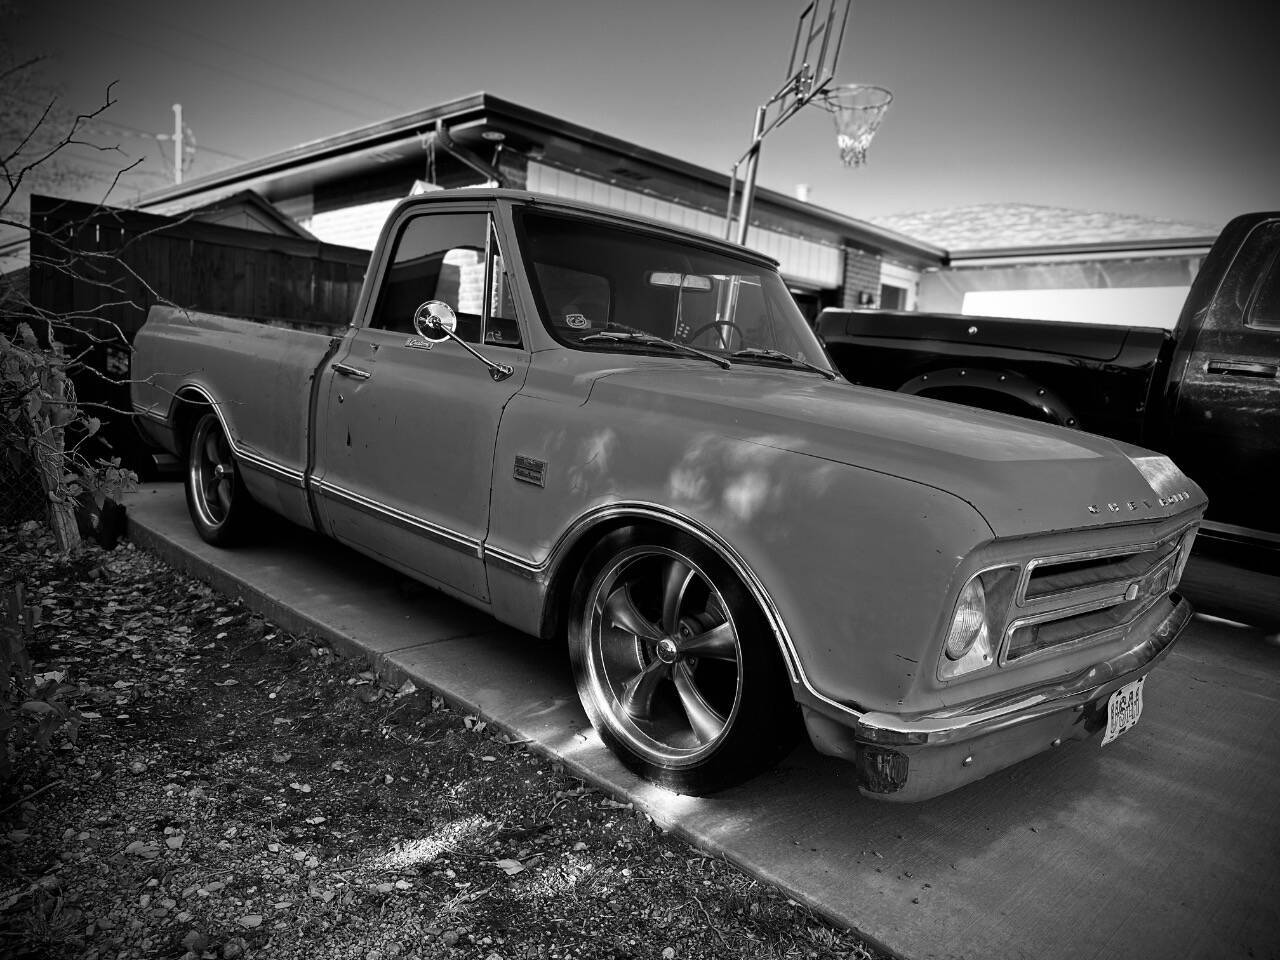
309 477 483 559
856 596 1191 747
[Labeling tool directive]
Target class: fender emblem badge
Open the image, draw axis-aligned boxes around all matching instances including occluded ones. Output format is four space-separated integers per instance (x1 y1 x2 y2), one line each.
514 456 547 487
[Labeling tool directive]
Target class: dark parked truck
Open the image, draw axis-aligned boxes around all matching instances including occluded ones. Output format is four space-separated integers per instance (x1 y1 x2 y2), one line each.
132 189 1206 801
818 212 1280 557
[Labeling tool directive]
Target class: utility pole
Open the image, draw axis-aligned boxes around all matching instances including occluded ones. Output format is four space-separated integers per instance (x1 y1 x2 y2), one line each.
156 103 188 184
172 104 183 184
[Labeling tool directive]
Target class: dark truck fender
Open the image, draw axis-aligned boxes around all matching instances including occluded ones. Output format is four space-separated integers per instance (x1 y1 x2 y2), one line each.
896 366 1079 426
818 309 1172 443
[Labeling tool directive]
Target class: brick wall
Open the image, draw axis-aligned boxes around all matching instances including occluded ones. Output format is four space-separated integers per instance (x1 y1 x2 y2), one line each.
842 246 883 308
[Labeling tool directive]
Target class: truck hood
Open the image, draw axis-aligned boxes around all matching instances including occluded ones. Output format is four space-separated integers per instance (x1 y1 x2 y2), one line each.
590 367 1204 538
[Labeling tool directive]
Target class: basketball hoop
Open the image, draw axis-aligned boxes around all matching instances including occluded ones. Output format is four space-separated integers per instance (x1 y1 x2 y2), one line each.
819 83 892 167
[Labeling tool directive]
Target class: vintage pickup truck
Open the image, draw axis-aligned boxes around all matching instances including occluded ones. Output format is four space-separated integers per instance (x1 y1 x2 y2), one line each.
131 189 1205 801
818 211 1279 558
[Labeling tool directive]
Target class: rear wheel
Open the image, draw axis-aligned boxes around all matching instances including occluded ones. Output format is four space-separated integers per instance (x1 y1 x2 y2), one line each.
184 412 253 545
568 526 799 794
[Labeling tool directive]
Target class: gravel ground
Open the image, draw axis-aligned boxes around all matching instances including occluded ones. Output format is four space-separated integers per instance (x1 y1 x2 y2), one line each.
0 522 884 960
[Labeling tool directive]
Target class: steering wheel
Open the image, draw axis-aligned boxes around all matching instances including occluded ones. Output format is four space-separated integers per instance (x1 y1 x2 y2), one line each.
684 321 745 352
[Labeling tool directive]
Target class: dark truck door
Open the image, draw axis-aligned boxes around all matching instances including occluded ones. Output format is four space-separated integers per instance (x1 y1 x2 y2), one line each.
1168 218 1280 543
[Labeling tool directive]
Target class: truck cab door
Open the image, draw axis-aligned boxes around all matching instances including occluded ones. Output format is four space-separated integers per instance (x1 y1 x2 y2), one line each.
1168 218 1280 541
311 207 528 600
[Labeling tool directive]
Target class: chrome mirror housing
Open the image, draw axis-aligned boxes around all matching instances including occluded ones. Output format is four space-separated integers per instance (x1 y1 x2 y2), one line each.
413 300 457 342
408 298 514 383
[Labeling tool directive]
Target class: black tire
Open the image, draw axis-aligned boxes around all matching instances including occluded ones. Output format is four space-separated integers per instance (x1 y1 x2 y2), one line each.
568 525 799 794
184 412 254 546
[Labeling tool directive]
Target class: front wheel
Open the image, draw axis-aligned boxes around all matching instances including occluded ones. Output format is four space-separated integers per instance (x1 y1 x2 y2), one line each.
568 526 799 794
184 412 254 545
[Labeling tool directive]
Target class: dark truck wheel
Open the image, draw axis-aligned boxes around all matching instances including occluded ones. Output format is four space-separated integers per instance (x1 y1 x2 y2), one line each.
185 413 254 545
568 526 799 794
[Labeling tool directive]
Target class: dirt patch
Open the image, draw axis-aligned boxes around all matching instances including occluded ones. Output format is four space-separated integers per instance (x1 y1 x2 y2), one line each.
0 523 882 960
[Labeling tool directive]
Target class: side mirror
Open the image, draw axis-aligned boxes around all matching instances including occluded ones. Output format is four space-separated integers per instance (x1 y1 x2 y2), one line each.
407 298 514 383
412 300 458 342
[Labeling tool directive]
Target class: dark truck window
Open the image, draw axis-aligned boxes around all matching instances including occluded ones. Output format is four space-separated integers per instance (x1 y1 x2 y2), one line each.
370 213 487 342
1246 248 1280 332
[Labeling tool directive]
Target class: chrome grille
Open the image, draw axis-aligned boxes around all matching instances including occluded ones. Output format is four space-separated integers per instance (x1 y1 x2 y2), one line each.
1002 524 1195 665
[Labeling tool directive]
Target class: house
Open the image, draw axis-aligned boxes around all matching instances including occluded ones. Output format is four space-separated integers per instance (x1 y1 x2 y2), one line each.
134 92 944 322
873 203 1219 328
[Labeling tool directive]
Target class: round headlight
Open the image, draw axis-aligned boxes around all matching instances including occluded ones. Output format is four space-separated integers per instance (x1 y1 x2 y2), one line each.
944 577 987 660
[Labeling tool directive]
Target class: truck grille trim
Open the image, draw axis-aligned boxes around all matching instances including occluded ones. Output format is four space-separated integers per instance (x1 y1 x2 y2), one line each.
1002 524 1196 665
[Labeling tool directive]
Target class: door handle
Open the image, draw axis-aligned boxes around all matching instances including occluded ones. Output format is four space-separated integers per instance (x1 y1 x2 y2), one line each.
332 362 371 380
1206 359 1277 378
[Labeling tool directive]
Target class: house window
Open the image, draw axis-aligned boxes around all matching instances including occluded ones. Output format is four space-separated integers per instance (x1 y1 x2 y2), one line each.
879 283 907 310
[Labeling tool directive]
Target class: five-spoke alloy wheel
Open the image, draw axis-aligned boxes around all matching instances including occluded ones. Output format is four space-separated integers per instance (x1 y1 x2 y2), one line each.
185 412 253 545
569 526 798 794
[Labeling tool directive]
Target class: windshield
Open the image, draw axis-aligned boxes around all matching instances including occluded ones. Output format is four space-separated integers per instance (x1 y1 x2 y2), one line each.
515 210 835 373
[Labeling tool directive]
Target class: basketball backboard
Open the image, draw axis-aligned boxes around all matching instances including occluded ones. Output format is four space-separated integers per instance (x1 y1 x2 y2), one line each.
776 0 851 122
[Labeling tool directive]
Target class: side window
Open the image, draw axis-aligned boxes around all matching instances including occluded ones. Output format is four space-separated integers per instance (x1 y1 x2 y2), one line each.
370 213 487 342
1245 248 1280 332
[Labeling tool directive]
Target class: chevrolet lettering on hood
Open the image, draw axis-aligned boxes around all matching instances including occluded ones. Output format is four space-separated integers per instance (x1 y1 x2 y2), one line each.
1088 455 1195 514
1088 491 1192 515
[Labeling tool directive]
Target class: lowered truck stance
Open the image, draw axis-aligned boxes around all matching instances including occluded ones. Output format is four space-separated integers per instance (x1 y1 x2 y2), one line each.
132 189 1205 801
819 211 1279 557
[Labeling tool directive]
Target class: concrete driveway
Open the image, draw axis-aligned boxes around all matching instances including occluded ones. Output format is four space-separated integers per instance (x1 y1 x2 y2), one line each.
125 484 1280 960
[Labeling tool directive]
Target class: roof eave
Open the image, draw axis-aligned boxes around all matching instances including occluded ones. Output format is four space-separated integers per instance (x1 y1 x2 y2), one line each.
136 92 944 263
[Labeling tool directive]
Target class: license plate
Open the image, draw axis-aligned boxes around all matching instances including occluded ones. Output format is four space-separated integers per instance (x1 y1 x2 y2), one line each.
1101 677 1144 746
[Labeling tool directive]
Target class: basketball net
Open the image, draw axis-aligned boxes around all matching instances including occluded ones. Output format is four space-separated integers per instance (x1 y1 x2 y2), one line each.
821 84 893 167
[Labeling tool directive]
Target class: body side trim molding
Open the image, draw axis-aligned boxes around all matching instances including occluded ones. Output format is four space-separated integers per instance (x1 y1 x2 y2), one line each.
131 401 170 425
168 384 306 487
308 477 484 559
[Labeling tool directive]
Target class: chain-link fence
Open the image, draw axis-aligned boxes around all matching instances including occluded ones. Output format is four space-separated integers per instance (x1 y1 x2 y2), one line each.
0 443 47 527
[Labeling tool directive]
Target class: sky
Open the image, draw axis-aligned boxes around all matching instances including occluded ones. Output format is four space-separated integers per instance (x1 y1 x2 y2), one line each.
8 0 1280 231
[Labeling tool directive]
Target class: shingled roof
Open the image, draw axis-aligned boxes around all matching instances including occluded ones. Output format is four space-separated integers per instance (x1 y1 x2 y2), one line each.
870 203 1219 253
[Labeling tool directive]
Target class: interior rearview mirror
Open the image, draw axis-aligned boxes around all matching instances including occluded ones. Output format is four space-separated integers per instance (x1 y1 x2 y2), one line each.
648 272 712 291
412 300 458 342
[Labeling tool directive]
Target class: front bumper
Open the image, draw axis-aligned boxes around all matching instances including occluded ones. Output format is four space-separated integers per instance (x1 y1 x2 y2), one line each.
803 594 1192 802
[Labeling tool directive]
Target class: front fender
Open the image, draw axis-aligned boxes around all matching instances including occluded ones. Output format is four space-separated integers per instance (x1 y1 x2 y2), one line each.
484 388 994 718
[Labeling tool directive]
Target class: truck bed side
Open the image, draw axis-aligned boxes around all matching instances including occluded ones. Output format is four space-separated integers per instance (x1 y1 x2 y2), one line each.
131 305 338 522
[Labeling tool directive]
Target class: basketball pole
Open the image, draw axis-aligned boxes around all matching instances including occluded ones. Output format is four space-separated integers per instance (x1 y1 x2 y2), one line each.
724 0 852 246
733 106 768 246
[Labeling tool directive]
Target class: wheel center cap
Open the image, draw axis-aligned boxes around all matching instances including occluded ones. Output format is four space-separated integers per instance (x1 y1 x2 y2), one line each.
656 638 679 664
213 464 227 479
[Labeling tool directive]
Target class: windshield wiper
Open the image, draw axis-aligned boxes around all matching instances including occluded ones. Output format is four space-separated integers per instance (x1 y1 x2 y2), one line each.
579 329 732 369
730 347 838 380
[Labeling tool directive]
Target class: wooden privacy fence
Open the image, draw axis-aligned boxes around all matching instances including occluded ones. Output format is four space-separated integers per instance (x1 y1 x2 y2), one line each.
29 194 370 338
24 195 371 468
